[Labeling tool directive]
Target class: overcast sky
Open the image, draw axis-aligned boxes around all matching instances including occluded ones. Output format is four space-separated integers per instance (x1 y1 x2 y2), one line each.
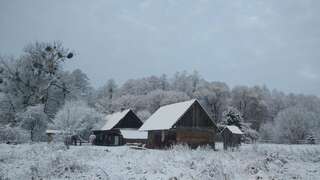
0 0 319 96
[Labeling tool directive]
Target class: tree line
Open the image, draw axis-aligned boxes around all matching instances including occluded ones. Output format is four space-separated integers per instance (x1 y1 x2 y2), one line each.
1 42 319 144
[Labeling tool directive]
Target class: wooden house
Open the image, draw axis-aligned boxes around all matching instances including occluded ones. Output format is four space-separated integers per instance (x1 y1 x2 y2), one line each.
139 99 217 149
93 109 147 146
221 125 244 150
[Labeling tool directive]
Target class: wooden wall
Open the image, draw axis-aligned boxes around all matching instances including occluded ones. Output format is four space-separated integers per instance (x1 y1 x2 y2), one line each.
176 128 215 144
93 129 125 146
222 129 242 150
146 128 215 149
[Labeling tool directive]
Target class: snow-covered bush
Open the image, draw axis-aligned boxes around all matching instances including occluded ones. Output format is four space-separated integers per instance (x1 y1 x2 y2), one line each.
241 122 259 143
0 143 88 179
0 126 30 143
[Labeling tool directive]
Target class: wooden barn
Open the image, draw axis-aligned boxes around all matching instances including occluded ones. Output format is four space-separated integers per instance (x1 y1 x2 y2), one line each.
139 99 217 149
221 125 244 150
93 109 147 146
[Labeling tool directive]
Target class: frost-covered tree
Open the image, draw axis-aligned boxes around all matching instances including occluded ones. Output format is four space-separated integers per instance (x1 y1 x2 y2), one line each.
120 75 169 96
18 105 49 141
268 90 289 121
0 93 16 126
0 42 74 119
259 122 275 141
195 81 229 122
136 110 151 122
97 79 118 100
142 90 190 113
110 94 140 112
53 100 103 138
222 106 243 128
94 79 119 113
62 69 92 100
231 86 269 130
273 107 317 144
171 71 201 96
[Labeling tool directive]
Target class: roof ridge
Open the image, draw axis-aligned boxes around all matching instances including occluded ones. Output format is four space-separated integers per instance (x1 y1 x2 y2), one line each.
158 99 196 109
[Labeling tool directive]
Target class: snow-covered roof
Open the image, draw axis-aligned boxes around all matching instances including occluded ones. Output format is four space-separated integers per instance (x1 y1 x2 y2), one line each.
45 130 62 134
139 99 197 131
225 125 244 135
120 129 147 139
101 109 131 130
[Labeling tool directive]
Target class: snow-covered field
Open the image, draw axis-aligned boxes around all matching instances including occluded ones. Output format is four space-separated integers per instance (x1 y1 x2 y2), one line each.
0 143 319 180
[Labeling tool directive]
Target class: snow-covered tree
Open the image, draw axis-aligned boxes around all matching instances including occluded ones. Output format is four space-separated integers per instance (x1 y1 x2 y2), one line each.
0 42 74 119
259 122 275 141
120 75 169 96
231 86 269 130
18 105 49 141
62 69 92 100
142 90 190 113
195 81 230 122
111 94 140 112
268 90 289 121
0 93 16 126
53 100 103 138
94 79 119 113
222 106 243 128
273 107 317 144
171 71 201 96
136 110 151 122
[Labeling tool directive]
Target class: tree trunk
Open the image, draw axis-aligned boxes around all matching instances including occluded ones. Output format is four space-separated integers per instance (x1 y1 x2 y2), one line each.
30 130 34 141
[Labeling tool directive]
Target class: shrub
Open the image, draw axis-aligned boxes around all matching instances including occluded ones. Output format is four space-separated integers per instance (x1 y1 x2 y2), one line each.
0 126 30 143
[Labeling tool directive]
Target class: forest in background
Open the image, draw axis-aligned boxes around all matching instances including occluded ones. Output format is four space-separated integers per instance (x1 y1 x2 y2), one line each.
0 42 319 144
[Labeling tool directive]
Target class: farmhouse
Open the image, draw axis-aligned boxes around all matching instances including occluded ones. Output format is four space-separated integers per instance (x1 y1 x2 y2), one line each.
93 109 147 146
221 125 244 150
139 99 217 149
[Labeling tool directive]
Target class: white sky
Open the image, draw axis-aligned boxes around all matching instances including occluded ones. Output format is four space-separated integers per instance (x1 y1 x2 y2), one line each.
0 0 319 95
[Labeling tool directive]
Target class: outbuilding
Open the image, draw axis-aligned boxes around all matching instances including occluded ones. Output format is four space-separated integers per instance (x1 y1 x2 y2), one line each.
93 109 147 146
221 125 244 150
45 129 63 143
139 99 217 149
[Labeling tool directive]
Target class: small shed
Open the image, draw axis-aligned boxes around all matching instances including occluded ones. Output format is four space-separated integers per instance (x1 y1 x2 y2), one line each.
139 99 217 149
45 129 62 143
93 109 147 146
221 125 244 150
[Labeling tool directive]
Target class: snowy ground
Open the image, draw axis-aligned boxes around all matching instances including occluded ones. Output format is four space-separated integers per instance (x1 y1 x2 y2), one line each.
0 143 319 180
